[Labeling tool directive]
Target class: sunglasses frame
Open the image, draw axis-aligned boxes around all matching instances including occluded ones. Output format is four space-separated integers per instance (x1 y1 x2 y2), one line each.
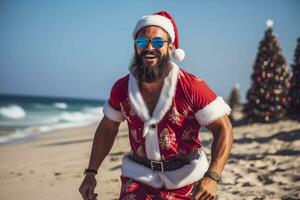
135 36 169 49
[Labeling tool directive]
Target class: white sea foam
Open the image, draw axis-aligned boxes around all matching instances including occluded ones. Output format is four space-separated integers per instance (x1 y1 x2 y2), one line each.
53 102 68 109
0 105 104 144
45 110 101 124
0 118 101 144
0 130 34 144
83 106 103 114
37 120 96 133
0 105 26 119
59 112 96 122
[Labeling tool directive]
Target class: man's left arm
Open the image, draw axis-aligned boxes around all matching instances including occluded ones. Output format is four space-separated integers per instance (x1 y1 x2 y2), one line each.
193 115 233 200
206 114 233 177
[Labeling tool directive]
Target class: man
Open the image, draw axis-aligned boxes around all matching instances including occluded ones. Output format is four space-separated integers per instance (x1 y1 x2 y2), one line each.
79 11 233 200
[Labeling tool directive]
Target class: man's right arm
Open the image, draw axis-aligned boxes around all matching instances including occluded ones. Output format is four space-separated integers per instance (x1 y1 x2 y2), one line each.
87 115 121 170
79 115 121 200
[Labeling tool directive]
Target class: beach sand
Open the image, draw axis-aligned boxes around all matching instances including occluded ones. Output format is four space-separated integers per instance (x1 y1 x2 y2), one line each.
0 119 299 200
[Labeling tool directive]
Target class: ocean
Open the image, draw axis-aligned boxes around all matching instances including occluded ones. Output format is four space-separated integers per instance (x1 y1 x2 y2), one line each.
0 94 105 144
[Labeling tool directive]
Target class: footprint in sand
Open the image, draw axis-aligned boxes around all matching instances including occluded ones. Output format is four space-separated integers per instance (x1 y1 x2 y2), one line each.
110 164 122 171
54 172 61 176
241 182 254 187
257 174 274 185
110 156 120 162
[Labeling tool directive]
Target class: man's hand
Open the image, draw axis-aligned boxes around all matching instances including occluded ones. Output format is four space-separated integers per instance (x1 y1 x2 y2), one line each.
79 116 120 199
79 174 98 200
192 177 217 200
191 115 232 199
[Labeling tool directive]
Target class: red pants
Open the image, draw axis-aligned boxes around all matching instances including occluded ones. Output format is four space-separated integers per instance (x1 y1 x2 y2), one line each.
119 176 197 200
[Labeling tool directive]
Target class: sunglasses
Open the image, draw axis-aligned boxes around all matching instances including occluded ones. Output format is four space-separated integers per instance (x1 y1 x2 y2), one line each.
135 36 169 49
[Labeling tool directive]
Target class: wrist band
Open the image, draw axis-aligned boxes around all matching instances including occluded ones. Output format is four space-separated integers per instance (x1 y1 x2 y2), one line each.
83 168 97 175
204 171 221 183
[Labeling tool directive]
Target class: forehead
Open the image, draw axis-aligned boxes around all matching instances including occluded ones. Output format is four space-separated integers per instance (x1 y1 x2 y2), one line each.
136 26 169 39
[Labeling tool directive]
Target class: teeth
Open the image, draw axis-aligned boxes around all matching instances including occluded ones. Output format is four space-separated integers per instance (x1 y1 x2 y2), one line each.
144 54 156 58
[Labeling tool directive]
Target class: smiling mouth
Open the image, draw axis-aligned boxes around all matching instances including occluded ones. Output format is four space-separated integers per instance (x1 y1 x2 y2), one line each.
143 54 158 61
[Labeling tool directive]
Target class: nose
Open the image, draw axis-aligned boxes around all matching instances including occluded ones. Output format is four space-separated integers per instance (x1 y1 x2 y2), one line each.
144 40 155 50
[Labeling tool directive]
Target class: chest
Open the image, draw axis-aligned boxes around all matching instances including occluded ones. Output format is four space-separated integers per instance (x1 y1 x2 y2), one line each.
140 89 161 116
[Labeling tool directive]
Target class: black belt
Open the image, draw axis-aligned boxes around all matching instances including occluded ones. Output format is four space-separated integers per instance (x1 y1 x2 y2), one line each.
130 150 200 172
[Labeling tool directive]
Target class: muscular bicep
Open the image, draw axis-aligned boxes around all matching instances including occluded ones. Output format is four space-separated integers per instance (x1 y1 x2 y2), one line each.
205 115 232 138
97 115 121 137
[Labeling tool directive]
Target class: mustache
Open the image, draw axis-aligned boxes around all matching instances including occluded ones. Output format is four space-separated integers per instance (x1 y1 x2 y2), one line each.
129 48 171 82
140 50 161 58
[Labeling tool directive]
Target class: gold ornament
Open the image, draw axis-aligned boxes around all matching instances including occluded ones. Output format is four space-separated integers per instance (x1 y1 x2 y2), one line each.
159 128 176 150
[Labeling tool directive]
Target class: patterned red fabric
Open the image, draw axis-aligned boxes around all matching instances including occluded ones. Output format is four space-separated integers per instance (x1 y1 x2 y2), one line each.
107 68 217 160
119 176 196 200
108 74 129 112
104 65 225 195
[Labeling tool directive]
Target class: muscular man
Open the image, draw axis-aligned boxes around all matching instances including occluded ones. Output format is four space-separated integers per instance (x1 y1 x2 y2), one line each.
79 11 233 200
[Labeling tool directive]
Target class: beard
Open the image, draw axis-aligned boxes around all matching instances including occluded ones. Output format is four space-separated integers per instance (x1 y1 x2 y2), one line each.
129 49 171 83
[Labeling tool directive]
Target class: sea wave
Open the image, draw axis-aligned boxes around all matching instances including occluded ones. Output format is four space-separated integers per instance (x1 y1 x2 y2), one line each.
0 106 104 144
83 106 103 114
46 106 102 123
53 102 68 109
0 130 32 144
0 105 26 119
52 111 99 123
0 117 101 144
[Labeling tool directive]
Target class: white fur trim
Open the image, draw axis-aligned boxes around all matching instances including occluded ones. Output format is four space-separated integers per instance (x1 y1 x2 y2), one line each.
133 15 175 42
103 101 125 122
128 75 150 121
195 97 231 126
151 63 179 123
128 62 180 160
121 150 209 189
144 125 161 160
172 48 185 61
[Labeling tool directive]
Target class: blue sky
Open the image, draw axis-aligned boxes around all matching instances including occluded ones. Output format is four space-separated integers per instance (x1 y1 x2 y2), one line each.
0 0 299 101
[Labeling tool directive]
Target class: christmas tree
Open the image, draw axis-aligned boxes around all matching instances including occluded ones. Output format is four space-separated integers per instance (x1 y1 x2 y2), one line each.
228 83 241 122
288 37 300 118
228 83 241 112
244 19 290 122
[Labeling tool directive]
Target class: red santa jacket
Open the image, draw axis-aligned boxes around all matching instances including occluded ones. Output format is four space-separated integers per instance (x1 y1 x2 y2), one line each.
103 62 231 189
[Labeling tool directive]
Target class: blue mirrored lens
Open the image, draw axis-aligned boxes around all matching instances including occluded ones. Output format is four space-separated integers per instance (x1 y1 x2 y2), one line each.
152 37 164 48
135 37 165 49
136 37 148 49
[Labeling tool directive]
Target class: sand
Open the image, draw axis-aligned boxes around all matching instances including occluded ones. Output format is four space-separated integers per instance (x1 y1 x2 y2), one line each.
0 119 300 200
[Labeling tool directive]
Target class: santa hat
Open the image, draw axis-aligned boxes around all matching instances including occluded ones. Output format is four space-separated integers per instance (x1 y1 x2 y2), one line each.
133 11 185 61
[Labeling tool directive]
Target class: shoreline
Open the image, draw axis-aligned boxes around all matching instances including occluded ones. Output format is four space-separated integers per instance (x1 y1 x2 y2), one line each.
0 121 102 146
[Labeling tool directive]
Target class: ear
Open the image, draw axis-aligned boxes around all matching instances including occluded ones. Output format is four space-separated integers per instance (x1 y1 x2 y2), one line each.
168 43 174 52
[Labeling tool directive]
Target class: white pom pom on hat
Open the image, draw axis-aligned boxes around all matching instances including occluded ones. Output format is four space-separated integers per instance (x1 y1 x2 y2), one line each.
172 48 185 61
133 11 185 61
